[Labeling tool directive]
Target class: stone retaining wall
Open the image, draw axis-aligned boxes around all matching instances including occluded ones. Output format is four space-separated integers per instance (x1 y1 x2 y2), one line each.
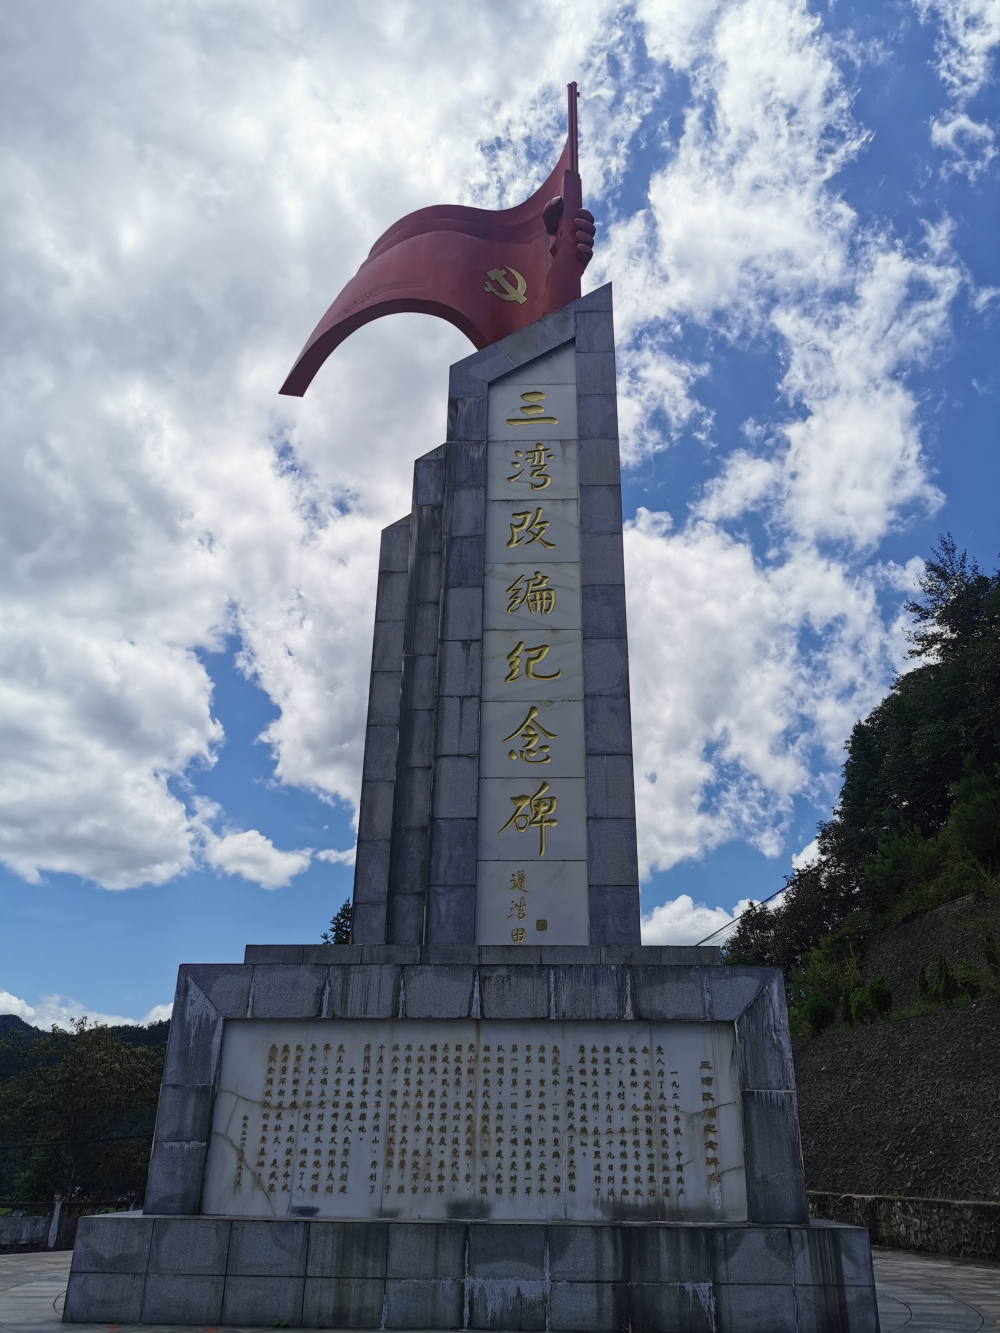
808 1191 1000 1262
793 997 1000 1200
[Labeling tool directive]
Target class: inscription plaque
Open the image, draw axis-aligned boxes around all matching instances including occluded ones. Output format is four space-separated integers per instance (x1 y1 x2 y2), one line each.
477 342 589 943
202 1018 747 1223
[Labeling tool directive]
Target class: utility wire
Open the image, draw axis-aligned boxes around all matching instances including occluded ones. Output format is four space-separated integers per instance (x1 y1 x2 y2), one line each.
695 883 790 947
694 777 952 947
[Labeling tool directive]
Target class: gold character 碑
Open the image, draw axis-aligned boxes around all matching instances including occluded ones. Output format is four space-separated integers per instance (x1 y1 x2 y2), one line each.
498 779 558 857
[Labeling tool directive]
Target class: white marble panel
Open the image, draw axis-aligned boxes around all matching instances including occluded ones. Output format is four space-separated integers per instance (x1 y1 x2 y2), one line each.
483 562 581 631
485 498 579 565
201 1016 747 1223
479 700 585 778
496 341 576 385
478 776 587 862
476 859 589 945
481 630 583 702
488 383 577 442
487 439 578 502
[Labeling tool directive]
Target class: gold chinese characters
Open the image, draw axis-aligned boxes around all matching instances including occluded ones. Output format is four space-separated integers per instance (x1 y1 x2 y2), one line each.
508 444 553 489
507 570 555 615
507 507 555 550
498 779 558 857
506 391 558 426
507 870 530 942
505 641 561 682
503 706 557 764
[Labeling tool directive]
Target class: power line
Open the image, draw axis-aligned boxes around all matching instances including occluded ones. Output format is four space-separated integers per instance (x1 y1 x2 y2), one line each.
695 883 789 946
694 776 950 947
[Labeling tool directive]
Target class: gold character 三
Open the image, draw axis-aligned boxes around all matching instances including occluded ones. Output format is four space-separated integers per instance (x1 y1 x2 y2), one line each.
506 391 558 426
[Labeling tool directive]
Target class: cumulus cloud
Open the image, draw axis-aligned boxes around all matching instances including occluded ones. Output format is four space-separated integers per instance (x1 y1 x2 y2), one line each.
203 829 311 890
316 846 357 867
0 0 638 890
0 990 172 1030
625 512 914 874
791 837 821 870
603 0 959 876
0 0 976 924
640 895 755 946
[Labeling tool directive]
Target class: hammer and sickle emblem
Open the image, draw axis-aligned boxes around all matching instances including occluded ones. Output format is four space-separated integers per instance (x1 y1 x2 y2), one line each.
484 266 528 304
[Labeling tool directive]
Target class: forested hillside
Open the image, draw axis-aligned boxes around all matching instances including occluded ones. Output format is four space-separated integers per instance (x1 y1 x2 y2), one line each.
0 1018 167 1204
726 536 1000 1035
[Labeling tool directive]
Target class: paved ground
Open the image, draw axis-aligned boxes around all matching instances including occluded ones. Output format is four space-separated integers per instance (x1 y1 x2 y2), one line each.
873 1247 1000 1330
1 1245 998 1330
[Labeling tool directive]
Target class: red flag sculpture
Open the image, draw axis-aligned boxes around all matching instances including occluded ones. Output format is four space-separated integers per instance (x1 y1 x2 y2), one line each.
280 84 595 396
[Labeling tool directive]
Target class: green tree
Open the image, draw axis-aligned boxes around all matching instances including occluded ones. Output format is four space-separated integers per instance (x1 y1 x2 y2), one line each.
726 536 1000 974
802 993 836 1037
0 1020 164 1203
321 899 352 944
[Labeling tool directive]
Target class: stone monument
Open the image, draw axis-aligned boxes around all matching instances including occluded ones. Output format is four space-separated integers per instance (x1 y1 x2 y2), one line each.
65 87 880 1331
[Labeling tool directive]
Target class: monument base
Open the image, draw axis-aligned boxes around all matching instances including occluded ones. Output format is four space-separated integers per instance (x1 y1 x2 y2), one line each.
65 1213 878 1331
63 946 878 1331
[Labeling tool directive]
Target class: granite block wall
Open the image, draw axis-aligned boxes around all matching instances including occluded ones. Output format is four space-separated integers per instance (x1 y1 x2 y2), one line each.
66 1214 878 1331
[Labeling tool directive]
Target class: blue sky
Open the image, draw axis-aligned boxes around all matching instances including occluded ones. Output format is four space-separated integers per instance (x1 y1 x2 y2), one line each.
0 0 997 1024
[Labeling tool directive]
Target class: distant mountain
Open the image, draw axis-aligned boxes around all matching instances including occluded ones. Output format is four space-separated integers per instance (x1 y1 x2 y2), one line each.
0 1014 170 1079
0 1013 41 1044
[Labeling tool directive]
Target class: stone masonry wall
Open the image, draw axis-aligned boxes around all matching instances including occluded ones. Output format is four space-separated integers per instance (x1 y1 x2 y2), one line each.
793 997 1000 1205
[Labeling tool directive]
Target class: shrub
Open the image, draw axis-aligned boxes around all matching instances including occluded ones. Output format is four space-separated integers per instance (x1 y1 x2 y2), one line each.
930 954 961 1005
918 964 930 999
803 993 837 1036
868 976 892 1018
848 987 876 1025
956 961 982 1000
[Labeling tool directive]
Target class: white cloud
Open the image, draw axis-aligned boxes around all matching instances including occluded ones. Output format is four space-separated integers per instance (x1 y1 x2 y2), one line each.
316 846 357 867
625 511 912 873
914 0 1000 99
0 1 637 890
791 837 821 870
915 0 1000 174
203 829 311 890
602 0 961 875
142 1004 174 1025
0 990 172 1030
0 0 972 908
640 895 755 946
930 110 997 176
